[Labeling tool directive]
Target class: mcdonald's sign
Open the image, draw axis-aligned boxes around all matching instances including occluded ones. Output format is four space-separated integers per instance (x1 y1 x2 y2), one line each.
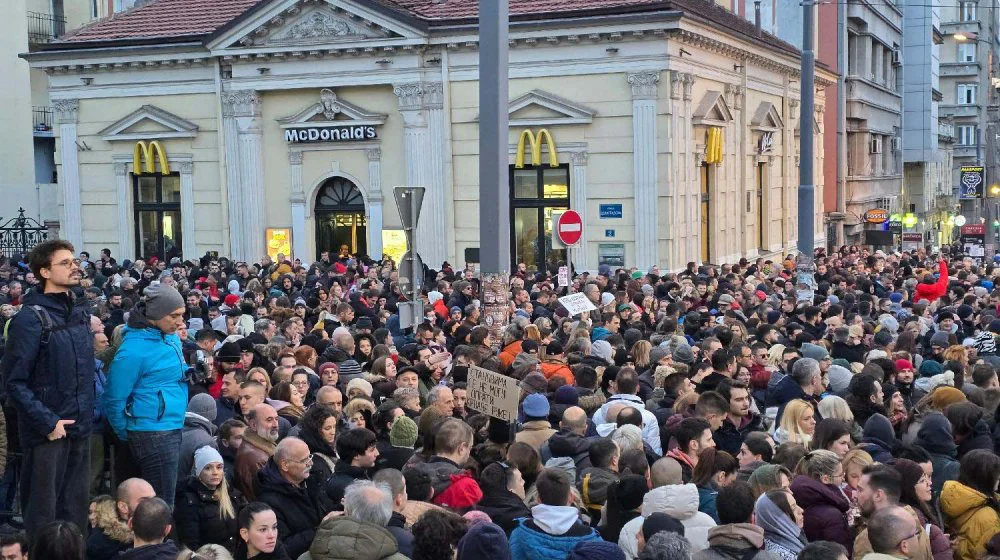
705 127 724 165
515 128 559 169
133 141 171 175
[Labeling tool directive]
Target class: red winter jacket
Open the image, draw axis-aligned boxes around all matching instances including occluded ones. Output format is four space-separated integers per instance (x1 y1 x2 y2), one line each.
914 260 949 304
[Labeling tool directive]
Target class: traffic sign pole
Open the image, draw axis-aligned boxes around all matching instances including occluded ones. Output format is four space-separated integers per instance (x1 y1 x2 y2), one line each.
554 210 583 294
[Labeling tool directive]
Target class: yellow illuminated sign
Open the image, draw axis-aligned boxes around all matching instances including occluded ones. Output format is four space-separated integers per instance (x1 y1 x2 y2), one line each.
133 141 170 175
705 127 724 164
265 228 292 261
515 128 559 168
381 230 407 264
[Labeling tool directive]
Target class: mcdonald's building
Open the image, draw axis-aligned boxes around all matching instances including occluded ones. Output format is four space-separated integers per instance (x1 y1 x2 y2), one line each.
25 0 836 271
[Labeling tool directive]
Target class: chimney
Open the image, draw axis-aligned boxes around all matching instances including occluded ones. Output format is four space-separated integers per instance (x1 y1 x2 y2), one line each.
754 0 762 34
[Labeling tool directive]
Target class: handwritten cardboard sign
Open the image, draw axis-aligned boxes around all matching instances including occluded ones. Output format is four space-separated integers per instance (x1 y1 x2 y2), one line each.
466 365 520 422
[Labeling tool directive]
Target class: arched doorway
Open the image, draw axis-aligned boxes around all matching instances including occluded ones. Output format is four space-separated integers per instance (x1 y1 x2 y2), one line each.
314 177 367 259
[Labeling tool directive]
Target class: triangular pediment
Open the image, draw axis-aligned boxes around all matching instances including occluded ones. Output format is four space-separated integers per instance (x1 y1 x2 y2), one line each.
750 102 783 131
210 0 424 51
506 90 596 126
277 88 387 127
99 105 199 142
692 91 733 126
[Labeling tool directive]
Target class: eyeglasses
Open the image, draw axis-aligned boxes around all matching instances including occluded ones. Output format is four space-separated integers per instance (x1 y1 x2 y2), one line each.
897 527 922 546
52 258 82 269
289 454 314 465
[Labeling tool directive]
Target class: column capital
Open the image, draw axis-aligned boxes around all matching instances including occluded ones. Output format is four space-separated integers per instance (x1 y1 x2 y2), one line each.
682 74 695 101
288 151 304 165
113 161 128 177
725 84 745 111
628 71 660 100
670 71 684 100
393 83 424 110
366 147 382 161
422 82 444 109
176 161 194 174
222 90 261 118
54 99 80 124
570 151 588 166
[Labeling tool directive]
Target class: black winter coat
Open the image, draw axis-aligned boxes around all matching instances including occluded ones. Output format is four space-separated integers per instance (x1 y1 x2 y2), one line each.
325 459 370 506
255 460 332 560
174 477 240 550
474 487 531 535
117 541 178 560
1 290 95 447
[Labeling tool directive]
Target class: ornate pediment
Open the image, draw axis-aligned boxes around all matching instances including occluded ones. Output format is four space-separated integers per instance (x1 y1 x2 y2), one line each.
277 88 387 127
234 2 398 48
507 90 596 126
750 102 783 131
692 91 734 126
98 105 199 142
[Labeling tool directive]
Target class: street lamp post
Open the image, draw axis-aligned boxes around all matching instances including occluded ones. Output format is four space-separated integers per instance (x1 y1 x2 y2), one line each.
797 0 817 301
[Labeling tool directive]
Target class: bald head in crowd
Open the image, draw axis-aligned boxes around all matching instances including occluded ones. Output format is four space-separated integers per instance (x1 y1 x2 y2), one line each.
561 406 588 435
116 478 155 521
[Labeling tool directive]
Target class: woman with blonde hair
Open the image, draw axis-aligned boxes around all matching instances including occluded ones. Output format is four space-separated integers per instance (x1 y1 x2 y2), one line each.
767 344 787 368
817 395 861 441
774 399 817 446
246 367 273 394
630 340 652 371
524 323 543 344
87 494 131 558
175 446 241 551
840 448 873 528
790 449 852 552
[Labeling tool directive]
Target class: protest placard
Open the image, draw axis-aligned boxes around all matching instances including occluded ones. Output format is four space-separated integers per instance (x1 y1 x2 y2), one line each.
466 365 520 422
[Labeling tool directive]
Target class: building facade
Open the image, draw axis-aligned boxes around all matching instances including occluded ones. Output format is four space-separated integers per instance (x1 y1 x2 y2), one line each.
26 0 834 272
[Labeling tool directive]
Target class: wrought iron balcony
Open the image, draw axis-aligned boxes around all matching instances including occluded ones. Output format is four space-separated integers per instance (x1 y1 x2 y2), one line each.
32 106 53 133
27 11 66 46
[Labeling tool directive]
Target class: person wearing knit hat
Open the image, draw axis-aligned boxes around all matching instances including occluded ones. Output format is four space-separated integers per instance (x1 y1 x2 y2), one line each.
177 393 220 482
641 512 686 542
389 415 418 448
672 344 695 366
105 280 188 507
929 386 966 410
519 372 548 396
800 342 830 363
554 385 580 406
919 360 944 378
175 444 235 550
346 377 373 399
591 340 613 365
462 510 495 529
872 330 894 349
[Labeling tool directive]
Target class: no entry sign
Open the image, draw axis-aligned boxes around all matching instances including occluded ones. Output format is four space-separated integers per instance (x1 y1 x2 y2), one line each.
556 210 583 246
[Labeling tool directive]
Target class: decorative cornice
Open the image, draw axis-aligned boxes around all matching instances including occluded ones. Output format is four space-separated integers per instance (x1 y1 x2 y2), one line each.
366 147 382 161
628 71 660 100
571 151 588 166
42 57 212 75
393 83 424 110
221 90 261 118
671 29 832 84
54 99 79 124
289 151 304 164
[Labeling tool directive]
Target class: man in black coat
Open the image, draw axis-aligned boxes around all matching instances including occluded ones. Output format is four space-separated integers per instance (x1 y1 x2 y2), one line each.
255 437 332 559
326 428 378 505
0 240 95 533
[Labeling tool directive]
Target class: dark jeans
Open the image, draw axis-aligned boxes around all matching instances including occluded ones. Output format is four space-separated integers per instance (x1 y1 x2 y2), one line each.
21 436 90 534
128 429 182 508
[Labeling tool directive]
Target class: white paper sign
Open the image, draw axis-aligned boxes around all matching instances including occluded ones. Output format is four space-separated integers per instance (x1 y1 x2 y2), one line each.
558 292 598 316
466 365 520 422
557 266 569 287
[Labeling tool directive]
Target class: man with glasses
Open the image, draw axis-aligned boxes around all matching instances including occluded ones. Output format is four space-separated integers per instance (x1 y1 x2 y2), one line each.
255 437 333 559
1 240 95 533
853 465 934 559
862 506 924 560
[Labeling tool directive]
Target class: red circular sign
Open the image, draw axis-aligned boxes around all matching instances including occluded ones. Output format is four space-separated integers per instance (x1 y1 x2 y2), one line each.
557 210 583 246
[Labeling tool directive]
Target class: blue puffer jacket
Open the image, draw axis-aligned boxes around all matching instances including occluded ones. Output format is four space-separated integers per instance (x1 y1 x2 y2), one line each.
509 516 601 560
103 306 187 440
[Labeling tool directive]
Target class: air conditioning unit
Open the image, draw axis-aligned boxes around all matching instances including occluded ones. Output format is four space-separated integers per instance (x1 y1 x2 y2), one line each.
870 137 883 154
892 49 902 65
890 137 902 151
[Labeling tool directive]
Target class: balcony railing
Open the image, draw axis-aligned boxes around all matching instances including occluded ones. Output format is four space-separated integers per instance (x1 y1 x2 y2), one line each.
27 11 66 45
32 107 53 133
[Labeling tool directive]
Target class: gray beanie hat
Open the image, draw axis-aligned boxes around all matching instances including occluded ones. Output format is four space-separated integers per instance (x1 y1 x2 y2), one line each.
672 344 695 365
187 393 218 423
144 283 185 321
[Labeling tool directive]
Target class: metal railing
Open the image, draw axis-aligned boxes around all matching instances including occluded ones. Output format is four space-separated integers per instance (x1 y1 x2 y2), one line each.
26 11 66 45
32 106 53 132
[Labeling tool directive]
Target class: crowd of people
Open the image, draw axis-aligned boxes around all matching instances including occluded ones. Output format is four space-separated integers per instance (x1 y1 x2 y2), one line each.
1 239 1000 560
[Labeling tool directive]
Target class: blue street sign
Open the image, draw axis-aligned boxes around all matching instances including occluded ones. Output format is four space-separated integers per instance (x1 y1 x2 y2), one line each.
605 229 615 238
599 204 623 219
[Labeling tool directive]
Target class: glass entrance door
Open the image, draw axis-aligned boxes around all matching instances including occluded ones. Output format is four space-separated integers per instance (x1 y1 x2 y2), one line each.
133 173 182 262
510 165 570 273
314 177 367 259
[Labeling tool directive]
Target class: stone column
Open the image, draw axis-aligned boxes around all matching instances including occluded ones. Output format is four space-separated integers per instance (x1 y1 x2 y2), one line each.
288 150 307 262
221 90 263 262
367 147 384 260
114 161 133 261
682 74 697 264
178 160 196 259
628 71 660 270
394 83 437 264
55 99 82 250
667 71 684 270
423 82 448 267
571 151 590 272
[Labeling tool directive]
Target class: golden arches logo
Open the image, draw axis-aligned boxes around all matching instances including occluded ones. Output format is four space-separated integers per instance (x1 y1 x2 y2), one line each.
133 141 170 175
705 127 724 165
515 128 559 169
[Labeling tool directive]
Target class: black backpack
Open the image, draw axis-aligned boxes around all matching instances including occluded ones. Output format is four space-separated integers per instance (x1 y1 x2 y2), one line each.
708 545 761 560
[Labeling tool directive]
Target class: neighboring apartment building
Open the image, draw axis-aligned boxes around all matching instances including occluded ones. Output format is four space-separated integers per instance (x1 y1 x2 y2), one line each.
0 0 117 245
902 0 956 247
939 0 1000 247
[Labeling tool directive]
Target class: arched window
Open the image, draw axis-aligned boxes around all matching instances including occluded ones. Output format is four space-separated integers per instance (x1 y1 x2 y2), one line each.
314 177 367 258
